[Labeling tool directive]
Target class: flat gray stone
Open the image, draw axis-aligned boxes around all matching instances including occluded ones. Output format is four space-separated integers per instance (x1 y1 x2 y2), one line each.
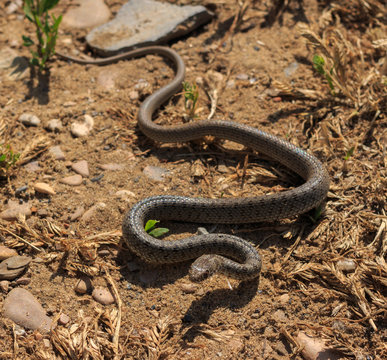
3 288 52 333
86 0 213 55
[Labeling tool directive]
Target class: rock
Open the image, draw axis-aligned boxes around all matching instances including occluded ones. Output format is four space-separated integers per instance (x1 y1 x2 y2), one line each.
92 287 115 305
0 280 9 292
62 0 111 29
34 182 56 195
3 288 52 333
60 174 83 186
71 160 89 177
272 309 287 323
45 119 63 132
69 206 85 221
0 256 29 280
180 283 198 294
70 114 94 137
129 90 139 100
0 200 31 221
58 313 70 325
49 146 66 161
99 163 124 171
37 208 49 218
24 161 42 172
5 255 31 269
296 332 341 360
18 113 41 126
0 47 29 80
115 190 135 201
15 185 28 195
6 0 22 14
236 73 249 80
81 202 106 222
16 277 31 285
336 259 357 273
75 276 93 294
86 0 213 56
0 246 18 261
143 165 170 182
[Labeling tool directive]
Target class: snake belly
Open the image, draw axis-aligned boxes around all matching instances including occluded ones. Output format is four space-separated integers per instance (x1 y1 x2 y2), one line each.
58 46 330 280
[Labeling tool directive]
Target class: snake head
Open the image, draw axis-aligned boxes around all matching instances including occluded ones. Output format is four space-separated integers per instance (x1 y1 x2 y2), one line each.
189 255 222 282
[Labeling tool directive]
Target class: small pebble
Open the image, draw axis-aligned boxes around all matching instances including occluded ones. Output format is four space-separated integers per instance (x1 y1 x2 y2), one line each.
81 202 106 222
143 165 170 182
45 119 63 132
16 277 31 285
129 90 139 100
15 185 28 195
336 259 357 273
74 276 93 294
69 206 85 221
0 200 31 221
0 280 9 293
60 174 83 186
92 287 115 305
115 190 135 201
24 161 42 172
236 73 249 80
34 182 56 195
19 113 41 126
91 174 104 182
0 246 18 261
49 146 66 161
58 313 70 325
43 338 51 348
180 283 198 294
71 160 89 177
99 163 124 171
37 208 49 218
70 114 94 137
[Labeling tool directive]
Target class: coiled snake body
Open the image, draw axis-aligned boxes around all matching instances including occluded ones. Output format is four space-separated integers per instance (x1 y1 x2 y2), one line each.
58 46 330 281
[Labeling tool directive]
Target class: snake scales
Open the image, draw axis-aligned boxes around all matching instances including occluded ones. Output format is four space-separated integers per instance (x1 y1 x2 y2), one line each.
57 46 330 281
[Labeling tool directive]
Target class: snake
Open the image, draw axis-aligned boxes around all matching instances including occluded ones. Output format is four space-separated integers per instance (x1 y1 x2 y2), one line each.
57 46 330 281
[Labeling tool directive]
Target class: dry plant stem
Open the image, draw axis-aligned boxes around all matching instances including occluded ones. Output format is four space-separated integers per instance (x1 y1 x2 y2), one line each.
104 268 122 357
0 224 42 252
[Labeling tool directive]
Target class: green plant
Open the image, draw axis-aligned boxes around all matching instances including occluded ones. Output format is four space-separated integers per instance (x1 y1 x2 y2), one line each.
0 144 20 177
313 55 335 94
343 146 355 161
182 81 199 118
145 220 169 238
308 205 323 224
22 0 62 72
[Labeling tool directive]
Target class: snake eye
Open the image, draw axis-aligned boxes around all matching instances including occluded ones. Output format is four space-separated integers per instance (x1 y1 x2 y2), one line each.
189 255 220 282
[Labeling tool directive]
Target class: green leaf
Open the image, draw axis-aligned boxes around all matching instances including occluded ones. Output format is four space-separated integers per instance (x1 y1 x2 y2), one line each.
22 35 34 47
344 146 355 160
145 219 159 232
0 154 6 162
23 1 34 22
148 227 169 238
43 0 60 12
312 55 325 75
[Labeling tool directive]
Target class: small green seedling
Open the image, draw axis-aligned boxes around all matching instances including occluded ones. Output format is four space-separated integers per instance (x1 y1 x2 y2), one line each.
182 81 199 118
0 144 20 177
22 0 62 72
145 220 169 238
343 146 355 161
312 55 335 94
308 205 323 224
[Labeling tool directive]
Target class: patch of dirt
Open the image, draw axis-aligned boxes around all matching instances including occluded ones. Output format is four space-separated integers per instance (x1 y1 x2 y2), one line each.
0 0 386 359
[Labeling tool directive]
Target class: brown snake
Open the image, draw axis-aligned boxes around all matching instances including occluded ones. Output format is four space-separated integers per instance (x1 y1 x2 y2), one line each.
57 46 330 281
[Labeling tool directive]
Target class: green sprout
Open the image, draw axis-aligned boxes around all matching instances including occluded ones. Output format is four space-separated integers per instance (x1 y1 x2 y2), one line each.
312 55 335 94
0 144 20 177
308 204 323 224
22 0 62 72
344 146 355 161
145 220 169 238
182 81 199 118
